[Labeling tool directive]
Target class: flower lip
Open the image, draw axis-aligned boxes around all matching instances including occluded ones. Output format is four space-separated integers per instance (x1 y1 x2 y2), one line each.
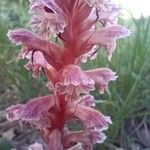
61 65 94 86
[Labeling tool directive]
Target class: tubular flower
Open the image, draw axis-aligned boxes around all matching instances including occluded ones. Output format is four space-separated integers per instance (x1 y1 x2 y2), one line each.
6 0 130 149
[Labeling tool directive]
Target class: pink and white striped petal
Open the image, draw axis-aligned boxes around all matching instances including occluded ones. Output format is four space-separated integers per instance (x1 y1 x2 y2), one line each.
29 0 67 34
78 95 95 107
85 67 118 93
67 103 112 131
7 29 63 69
48 129 63 150
6 95 55 128
56 65 95 99
81 25 130 60
63 129 106 149
24 51 48 78
6 104 22 121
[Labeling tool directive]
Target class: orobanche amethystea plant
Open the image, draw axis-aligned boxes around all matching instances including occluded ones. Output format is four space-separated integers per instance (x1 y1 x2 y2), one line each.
6 0 130 149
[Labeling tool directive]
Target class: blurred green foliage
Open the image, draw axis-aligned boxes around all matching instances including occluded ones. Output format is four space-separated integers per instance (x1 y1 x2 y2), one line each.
0 138 14 150
0 0 150 149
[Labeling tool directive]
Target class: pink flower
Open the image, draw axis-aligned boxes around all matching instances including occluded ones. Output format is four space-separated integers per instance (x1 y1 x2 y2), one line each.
24 51 49 78
56 65 95 100
6 95 55 128
79 25 130 60
85 67 118 93
7 29 63 70
63 129 106 149
6 104 22 121
66 103 112 131
7 0 129 149
78 95 95 107
29 0 67 36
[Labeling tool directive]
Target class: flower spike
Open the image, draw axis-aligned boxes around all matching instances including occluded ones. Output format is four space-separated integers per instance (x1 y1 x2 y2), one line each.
7 0 129 149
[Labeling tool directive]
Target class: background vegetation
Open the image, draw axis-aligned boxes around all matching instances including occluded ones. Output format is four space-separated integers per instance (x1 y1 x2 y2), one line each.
0 0 150 149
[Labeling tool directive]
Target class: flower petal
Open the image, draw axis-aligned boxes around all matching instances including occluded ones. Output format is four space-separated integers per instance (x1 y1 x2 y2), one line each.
61 65 94 86
81 25 130 60
6 95 55 128
85 0 119 25
78 45 98 63
48 129 63 150
67 103 112 131
57 1 92 42
20 95 54 122
77 5 97 33
56 65 95 100
29 0 66 34
24 51 48 78
85 67 117 93
85 0 111 11
78 95 95 107
7 29 48 51
8 29 63 69
63 129 106 149
98 3 119 26
6 104 22 121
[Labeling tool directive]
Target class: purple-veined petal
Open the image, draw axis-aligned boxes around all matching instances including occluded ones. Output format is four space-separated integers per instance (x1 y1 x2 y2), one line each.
24 51 48 78
6 104 22 121
57 0 93 42
85 0 104 8
81 25 130 60
7 29 46 48
78 45 98 63
7 29 62 56
20 95 54 122
7 28 63 69
48 129 63 150
79 7 98 33
98 3 119 26
56 83 79 100
56 83 95 102
84 0 119 26
29 0 67 34
78 95 95 107
67 103 112 131
85 0 111 11
63 129 106 149
7 29 51 57
61 65 94 86
56 65 95 100
6 95 55 128
85 67 117 93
